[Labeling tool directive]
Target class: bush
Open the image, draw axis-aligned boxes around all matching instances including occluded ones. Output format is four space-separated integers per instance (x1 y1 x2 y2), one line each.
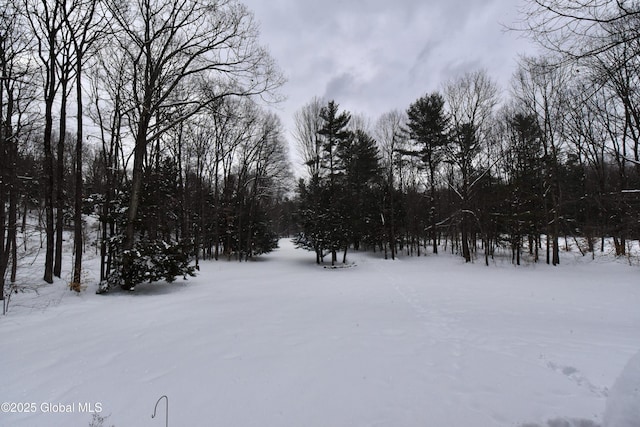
102 239 196 292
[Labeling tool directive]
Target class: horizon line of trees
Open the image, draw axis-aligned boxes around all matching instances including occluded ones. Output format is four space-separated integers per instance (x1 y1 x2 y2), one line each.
2 0 640 305
292 53 640 265
0 0 288 304
289 1 640 266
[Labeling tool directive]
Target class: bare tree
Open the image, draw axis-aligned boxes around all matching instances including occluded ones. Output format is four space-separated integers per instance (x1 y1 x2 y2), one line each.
497 104 545 264
105 0 284 289
53 17 74 279
518 0 640 60
178 113 211 266
24 0 64 283
512 56 571 265
590 38 640 168
519 1 640 257
375 109 407 260
62 0 103 290
237 111 291 259
208 96 259 260
1 0 37 310
444 70 499 263
293 96 325 180
88 43 129 286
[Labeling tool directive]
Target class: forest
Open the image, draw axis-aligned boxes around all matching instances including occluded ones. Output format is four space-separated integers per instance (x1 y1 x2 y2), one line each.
1 0 639 302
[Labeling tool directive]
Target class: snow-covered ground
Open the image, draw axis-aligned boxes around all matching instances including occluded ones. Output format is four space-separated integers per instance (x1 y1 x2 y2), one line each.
1 239 639 427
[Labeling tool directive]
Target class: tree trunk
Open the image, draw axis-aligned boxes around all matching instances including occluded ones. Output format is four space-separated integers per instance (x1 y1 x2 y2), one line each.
430 167 438 254
177 125 188 242
213 153 220 261
484 236 489 266
552 203 560 266
0 77 8 305
122 117 150 290
43 83 56 284
54 81 68 278
461 225 471 263
0 85 17 305
72 55 83 290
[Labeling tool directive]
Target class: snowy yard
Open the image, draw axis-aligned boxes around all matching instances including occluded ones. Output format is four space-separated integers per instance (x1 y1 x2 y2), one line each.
1 239 639 427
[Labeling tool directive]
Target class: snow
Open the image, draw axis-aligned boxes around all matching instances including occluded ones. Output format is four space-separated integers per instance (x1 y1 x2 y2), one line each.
1 239 639 427
603 350 640 427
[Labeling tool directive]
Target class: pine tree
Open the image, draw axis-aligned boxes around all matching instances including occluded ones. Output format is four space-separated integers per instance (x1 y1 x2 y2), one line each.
317 100 352 264
319 101 351 185
504 112 544 263
405 92 449 254
339 129 382 252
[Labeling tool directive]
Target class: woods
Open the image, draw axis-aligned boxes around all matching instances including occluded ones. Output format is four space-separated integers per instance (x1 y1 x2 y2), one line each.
1 0 640 302
293 62 640 265
0 0 286 300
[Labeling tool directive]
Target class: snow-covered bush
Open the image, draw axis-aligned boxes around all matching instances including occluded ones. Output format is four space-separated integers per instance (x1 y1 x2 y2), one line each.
100 239 196 292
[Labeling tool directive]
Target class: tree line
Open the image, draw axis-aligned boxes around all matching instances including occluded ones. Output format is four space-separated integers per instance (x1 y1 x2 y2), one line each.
1 0 639 303
0 0 287 303
293 42 640 266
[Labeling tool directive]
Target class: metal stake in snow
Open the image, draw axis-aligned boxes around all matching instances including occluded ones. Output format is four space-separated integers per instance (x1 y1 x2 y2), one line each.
152 395 168 427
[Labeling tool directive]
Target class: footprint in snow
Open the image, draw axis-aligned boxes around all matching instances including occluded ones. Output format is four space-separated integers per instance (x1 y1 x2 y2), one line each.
546 361 608 398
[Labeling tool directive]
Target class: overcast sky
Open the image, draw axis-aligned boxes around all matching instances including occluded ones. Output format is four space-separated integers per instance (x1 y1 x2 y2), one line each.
242 0 538 156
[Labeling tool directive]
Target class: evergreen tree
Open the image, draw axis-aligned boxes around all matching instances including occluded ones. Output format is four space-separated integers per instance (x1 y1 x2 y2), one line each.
317 100 352 264
405 92 449 254
294 177 329 264
339 129 382 252
319 101 352 185
295 101 385 265
504 112 544 263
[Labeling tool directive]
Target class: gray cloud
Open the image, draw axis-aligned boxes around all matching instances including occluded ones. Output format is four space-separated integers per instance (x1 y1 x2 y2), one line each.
324 72 358 101
244 0 536 139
